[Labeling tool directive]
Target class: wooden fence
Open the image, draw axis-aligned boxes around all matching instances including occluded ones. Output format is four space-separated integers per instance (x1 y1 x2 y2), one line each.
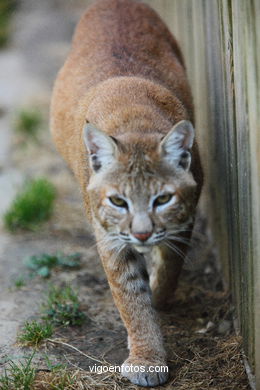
144 0 260 388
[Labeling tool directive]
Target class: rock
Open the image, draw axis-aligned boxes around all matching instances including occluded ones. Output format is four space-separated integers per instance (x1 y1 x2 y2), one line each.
196 321 215 334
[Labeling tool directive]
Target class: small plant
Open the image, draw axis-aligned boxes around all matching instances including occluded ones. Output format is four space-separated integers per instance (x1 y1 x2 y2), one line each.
17 320 53 347
15 108 42 138
0 0 17 48
13 277 25 288
0 353 35 390
24 252 81 278
42 285 86 326
4 178 56 232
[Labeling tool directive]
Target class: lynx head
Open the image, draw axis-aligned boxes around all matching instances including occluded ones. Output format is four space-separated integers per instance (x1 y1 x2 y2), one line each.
84 120 198 254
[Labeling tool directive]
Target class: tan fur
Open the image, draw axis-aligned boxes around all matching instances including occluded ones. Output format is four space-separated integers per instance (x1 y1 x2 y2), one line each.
51 0 203 386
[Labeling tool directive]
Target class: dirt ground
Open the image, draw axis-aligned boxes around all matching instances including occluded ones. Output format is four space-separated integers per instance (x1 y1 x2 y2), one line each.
0 1 251 389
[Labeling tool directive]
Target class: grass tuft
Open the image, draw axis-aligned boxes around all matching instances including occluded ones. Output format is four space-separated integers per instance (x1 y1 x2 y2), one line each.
0 354 35 390
13 277 26 288
4 178 56 232
42 285 86 327
17 320 53 347
25 252 81 278
15 108 42 138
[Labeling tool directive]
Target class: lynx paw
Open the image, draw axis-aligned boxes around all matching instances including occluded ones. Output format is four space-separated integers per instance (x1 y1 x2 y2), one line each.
121 357 169 387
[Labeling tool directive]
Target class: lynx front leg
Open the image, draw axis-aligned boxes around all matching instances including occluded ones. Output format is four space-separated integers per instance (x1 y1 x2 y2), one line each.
150 234 191 310
97 240 169 387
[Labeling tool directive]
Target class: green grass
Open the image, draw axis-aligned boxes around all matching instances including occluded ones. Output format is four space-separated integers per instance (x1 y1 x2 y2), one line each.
0 0 17 48
4 178 56 232
42 285 86 326
0 354 35 390
17 320 53 347
0 354 76 390
24 252 81 278
15 108 42 138
13 277 26 288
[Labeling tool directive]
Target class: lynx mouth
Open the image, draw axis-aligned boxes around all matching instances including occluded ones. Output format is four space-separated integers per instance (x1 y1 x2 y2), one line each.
133 245 153 254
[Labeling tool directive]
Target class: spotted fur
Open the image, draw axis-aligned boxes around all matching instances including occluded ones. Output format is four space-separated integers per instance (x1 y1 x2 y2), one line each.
51 0 203 386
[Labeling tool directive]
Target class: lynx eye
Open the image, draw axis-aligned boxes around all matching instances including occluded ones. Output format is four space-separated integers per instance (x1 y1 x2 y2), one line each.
109 196 128 208
153 193 173 207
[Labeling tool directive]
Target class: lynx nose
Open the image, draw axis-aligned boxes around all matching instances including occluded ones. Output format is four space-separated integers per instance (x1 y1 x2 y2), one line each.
132 212 153 242
133 231 152 242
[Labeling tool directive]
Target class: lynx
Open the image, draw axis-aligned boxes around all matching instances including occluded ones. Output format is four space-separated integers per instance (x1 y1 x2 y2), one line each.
51 0 203 386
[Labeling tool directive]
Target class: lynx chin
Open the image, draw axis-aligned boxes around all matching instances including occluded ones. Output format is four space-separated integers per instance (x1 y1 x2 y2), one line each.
51 0 203 386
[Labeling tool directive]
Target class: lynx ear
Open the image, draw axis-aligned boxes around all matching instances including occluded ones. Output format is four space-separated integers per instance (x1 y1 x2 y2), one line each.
159 120 194 171
83 124 118 172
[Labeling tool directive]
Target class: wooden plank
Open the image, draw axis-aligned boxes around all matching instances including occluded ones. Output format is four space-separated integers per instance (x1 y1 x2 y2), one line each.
243 0 260 385
231 0 253 365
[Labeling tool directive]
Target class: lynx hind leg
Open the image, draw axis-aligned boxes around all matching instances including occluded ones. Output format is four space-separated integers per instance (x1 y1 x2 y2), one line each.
150 245 184 310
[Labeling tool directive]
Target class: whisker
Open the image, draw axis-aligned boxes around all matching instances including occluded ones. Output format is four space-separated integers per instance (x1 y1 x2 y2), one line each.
87 235 112 251
174 228 207 241
96 233 129 265
87 241 98 251
110 243 127 265
166 234 193 247
164 239 193 265
163 243 185 263
164 240 185 259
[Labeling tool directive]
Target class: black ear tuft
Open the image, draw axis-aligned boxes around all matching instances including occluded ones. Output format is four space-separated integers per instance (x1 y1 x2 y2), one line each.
179 151 191 169
91 154 102 172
